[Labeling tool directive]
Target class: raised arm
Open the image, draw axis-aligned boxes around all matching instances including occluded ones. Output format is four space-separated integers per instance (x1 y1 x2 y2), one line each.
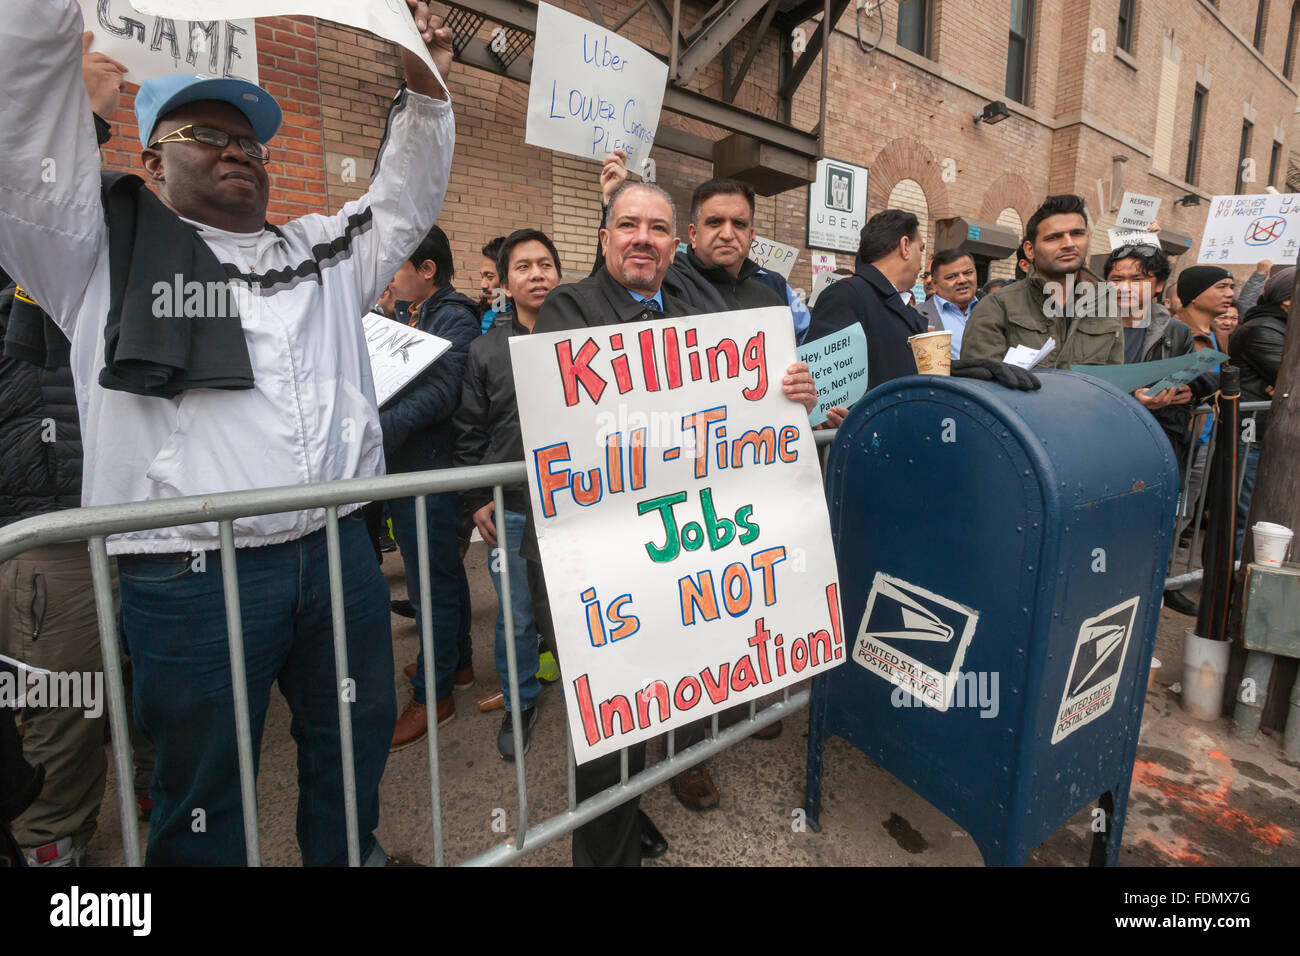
0 1 111 329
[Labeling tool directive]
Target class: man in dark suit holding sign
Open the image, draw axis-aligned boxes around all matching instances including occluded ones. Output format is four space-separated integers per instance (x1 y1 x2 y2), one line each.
528 181 817 866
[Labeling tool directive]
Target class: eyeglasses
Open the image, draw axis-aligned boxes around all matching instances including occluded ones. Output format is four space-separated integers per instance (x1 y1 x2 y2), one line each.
148 124 271 163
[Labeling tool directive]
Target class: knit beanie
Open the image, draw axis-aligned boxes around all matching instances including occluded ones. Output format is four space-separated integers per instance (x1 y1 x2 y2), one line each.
1176 265 1232 307
1261 267 1296 306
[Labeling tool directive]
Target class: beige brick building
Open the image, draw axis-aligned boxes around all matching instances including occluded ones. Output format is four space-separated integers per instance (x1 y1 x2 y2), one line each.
97 1 1300 298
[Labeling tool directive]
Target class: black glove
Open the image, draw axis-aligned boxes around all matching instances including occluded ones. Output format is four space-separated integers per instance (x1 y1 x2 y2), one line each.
951 358 1042 391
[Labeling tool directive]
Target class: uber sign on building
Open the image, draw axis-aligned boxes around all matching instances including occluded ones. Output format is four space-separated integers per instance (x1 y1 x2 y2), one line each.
1051 597 1140 744
851 572 979 711
807 157 869 254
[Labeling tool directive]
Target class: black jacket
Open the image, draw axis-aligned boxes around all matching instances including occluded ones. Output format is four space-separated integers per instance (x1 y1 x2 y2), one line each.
0 282 82 527
806 261 926 389
453 316 532 515
661 249 787 314
1131 304 1217 472
1230 301 1287 441
381 285 480 473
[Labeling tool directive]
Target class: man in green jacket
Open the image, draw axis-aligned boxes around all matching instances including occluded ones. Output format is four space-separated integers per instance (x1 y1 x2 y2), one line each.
961 194 1124 368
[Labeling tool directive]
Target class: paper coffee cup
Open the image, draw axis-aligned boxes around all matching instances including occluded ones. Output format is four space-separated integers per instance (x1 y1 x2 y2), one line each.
1252 522 1293 567
908 331 952 375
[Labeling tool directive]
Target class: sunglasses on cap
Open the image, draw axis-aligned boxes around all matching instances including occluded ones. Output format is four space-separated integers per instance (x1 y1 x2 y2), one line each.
148 124 271 163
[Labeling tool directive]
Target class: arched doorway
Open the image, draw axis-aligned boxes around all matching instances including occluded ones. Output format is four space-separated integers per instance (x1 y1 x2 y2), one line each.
987 207 1024 282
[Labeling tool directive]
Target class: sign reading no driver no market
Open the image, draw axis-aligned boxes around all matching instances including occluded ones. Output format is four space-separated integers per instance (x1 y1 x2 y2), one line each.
526 2 668 173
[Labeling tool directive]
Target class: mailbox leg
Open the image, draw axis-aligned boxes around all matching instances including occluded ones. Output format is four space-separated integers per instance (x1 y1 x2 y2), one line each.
1087 788 1129 866
803 674 829 832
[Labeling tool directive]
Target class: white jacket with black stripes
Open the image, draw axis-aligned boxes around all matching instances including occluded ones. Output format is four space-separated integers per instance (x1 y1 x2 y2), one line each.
0 0 454 554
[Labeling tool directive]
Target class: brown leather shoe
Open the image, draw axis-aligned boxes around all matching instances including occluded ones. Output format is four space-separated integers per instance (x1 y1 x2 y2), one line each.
671 765 720 811
754 718 783 741
477 689 505 712
390 697 454 752
403 661 417 680
454 665 475 690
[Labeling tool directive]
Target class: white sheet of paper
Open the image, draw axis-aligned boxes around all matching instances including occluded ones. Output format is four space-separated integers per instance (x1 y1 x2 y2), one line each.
749 235 798 280
128 0 447 94
811 253 837 277
1197 193 1300 264
1003 337 1055 370
1115 192 1161 230
1108 228 1161 251
808 270 844 308
79 0 257 83
525 2 667 172
363 313 450 407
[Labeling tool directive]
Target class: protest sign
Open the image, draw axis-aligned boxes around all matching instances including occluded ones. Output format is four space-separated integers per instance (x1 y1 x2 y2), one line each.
510 308 843 763
749 235 799 279
127 0 447 93
1114 192 1161 231
1197 193 1300 264
807 270 844 308
797 325 869 426
363 313 450 407
1108 228 1161 251
1072 349 1226 395
811 253 837 277
78 0 257 83
525 2 667 172
808 157 868 253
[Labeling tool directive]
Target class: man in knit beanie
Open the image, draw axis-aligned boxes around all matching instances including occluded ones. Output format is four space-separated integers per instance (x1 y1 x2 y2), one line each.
1175 265 1235 353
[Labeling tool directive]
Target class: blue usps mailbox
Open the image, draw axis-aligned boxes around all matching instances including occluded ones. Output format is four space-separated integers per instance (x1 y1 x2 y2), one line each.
805 370 1179 865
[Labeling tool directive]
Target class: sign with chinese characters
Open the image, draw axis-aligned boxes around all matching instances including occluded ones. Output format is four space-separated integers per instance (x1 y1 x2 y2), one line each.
1197 193 1300 265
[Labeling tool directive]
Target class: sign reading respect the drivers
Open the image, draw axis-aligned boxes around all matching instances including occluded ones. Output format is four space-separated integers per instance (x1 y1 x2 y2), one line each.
510 308 843 763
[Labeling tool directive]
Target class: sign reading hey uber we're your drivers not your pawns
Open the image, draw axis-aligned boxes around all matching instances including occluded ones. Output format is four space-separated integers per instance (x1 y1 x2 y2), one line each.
511 308 844 763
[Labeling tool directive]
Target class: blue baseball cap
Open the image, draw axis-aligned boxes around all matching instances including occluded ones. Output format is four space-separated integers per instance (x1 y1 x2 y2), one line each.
135 74 283 148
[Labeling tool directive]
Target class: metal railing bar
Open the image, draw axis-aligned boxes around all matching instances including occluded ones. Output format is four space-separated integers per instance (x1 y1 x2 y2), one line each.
88 535 141 868
415 494 445 868
219 521 261 867
323 506 361 867
496 483 530 851
461 692 808 866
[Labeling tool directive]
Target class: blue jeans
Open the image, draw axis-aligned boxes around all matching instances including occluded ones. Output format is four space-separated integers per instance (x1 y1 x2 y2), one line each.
389 492 471 703
488 509 540 712
118 513 394 866
1235 442 1262 561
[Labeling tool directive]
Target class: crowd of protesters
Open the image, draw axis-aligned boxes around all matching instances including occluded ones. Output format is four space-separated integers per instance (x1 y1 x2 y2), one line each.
0 0 1290 870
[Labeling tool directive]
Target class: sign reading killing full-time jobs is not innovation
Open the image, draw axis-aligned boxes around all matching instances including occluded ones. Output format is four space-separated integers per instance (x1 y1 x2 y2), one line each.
510 308 844 763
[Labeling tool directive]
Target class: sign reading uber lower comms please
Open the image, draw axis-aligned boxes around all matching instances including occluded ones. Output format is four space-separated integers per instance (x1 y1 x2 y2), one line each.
807 157 869 254
852 572 980 711
510 308 843 763
1051 597 1138 744
78 0 258 84
526 2 667 173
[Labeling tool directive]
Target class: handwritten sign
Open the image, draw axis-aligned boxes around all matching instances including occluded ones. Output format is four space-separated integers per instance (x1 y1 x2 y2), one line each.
510 307 843 763
807 270 844 308
128 0 447 94
78 0 257 83
797 325 869 426
749 235 798 280
1197 193 1300 264
1108 228 1161 251
525 2 667 172
363 312 450 407
811 253 837 278
1115 192 1161 231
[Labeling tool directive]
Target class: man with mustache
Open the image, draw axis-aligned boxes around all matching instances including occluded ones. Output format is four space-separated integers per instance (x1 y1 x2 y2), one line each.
529 182 817 866
917 249 979 359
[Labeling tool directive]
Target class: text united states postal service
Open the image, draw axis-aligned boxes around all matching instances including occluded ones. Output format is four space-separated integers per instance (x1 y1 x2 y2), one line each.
510 308 844 763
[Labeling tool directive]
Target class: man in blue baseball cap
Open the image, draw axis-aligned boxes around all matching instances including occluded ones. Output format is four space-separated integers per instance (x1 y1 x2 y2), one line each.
0 0 456 868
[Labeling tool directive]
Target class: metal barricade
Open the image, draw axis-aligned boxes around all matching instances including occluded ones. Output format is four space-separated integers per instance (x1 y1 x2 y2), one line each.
0 436 837 867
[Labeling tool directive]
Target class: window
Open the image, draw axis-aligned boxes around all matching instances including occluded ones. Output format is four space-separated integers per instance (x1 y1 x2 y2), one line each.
1236 120 1254 193
1286 2 1299 79
1006 0 1034 103
1255 0 1268 49
1117 0 1136 53
896 0 930 56
1270 140 1284 187
1186 84 1207 184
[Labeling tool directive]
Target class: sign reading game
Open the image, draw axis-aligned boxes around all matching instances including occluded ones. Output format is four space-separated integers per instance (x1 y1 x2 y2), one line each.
525 2 667 173
510 308 843 763
78 0 257 84
1197 192 1300 264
